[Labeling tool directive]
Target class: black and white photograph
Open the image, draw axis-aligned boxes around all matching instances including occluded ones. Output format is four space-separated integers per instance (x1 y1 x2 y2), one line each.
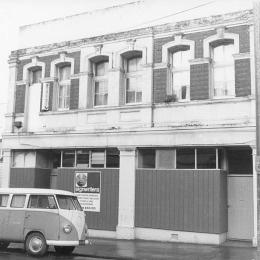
0 0 259 259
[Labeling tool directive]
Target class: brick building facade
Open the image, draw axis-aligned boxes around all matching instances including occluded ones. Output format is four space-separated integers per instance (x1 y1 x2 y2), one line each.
2 8 257 245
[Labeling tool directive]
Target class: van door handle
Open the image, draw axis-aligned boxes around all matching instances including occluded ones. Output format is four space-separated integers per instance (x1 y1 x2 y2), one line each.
25 214 30 219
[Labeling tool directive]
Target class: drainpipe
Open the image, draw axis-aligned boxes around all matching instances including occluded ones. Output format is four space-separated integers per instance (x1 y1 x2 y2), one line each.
253 0 260 248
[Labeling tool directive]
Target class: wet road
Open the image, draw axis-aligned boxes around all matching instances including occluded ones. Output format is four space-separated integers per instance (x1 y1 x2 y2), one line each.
1 240 259 260
0 248 114 260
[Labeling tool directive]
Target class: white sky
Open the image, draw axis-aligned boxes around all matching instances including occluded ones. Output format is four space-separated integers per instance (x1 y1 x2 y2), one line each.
0 0 253 133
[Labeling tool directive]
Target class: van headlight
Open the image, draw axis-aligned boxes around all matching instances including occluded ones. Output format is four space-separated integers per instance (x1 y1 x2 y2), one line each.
63 224 72 234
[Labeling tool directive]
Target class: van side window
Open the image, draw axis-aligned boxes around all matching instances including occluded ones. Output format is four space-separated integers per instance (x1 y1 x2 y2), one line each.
0 195 9 207
28 195 57 209
11 195 26 208
56 195 76 210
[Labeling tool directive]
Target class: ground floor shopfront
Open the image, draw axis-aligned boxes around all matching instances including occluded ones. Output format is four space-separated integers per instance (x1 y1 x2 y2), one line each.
1 127 257 245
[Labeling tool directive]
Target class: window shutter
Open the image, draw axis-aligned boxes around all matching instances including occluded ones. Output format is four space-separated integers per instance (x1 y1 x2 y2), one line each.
235 58 251 97
15 84 26 113
40 82 53 112
69 78 79 110
190 63 209 100
40 82 50 111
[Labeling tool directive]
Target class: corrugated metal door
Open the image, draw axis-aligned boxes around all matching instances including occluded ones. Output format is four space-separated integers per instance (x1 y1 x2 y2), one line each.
228 176 253 240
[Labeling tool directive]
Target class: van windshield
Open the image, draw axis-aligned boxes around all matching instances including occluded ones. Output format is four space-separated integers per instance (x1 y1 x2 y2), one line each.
56 195 82 211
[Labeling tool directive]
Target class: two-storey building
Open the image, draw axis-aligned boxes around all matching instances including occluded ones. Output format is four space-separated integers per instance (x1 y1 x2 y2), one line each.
2 7 257 246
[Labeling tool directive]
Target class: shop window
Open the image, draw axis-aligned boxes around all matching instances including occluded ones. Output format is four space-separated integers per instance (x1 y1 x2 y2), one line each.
197 148 216 169
138 149 155 168
169 46 190 101
11 195 26 208
227 148 252 174
176 148 195 169
0 195 9 207
156 149 175 169
211 40 235 98
62 150 75 167
106 149 120 168
76 149 89 168
12 151 35 168
58 64 71 109
52 150 61 168
93 60 108 106
91 150 105 168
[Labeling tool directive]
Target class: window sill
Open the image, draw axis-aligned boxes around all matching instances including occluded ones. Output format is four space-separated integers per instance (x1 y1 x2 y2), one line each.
155 95 254 108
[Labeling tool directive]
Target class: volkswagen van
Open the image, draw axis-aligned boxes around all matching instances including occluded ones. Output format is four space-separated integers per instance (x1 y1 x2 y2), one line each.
0 188 89 256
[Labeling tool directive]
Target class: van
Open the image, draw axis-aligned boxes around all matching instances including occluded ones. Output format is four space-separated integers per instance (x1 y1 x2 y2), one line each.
0 188 89 256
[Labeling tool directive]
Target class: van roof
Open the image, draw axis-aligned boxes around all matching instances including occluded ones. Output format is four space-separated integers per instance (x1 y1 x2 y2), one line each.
0 188 74 196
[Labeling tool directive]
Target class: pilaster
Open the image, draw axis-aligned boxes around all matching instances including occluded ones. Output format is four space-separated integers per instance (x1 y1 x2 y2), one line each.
1 149 12 187
116 146 136 239
5 56 20 133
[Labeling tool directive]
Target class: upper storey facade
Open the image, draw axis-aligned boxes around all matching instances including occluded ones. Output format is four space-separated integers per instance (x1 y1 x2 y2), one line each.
6 9 254 138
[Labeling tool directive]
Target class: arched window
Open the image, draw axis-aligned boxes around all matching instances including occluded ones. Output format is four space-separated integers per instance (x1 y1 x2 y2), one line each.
93 59 109 106
125 55 142 104
121 50 142 104
211 40 235 97
57 63 71 109
169 46 191 101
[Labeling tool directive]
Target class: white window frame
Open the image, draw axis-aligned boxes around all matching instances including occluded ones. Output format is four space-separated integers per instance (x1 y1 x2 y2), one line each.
162 38 194 102
203 30 239 99
169 48 191 101
57 65 71 110
210 43 236 98
124 56 143 104
93 61 109 107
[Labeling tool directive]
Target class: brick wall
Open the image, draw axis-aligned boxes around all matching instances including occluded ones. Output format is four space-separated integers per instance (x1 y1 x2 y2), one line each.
227 25 250 53
153 68 167 103
68 51 81 74
185 30 215 58
190 63 209 100
15 84 26 113
153 36 174 63
39 54 59 77
70 78 79 110
235 58 251 97
17 59 31 81
16 51 81 81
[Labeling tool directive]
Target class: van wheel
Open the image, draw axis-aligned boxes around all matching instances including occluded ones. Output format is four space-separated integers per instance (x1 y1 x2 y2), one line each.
54 246 75 254
25 232 48 256
0 241 9 249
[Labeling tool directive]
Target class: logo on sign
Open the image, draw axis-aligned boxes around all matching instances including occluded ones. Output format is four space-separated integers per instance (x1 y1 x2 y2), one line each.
75 172 88 187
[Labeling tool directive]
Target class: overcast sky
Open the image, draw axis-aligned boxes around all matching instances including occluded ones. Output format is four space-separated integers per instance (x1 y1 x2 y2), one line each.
0 0 253 133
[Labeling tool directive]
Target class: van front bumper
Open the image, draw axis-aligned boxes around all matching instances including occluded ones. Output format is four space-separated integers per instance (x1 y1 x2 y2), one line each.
46 239 90 246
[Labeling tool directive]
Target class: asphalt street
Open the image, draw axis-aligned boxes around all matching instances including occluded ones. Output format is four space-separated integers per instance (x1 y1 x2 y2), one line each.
0 247 114 260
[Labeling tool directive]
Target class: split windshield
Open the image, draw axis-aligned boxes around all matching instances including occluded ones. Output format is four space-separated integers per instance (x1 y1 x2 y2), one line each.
56 195 83 211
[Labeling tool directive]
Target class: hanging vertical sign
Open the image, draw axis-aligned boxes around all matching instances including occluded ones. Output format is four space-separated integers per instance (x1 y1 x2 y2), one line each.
74 171 101 212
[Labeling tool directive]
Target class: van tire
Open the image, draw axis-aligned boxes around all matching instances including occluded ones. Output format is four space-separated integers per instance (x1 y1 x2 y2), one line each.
25 232 48 256
0 241 9 249
54 246 75 254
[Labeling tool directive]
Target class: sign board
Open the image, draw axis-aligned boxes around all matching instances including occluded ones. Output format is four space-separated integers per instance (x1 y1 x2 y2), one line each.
74 171 101 212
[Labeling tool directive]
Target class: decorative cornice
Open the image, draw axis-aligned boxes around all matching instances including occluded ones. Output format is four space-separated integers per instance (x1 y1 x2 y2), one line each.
10 10 252 58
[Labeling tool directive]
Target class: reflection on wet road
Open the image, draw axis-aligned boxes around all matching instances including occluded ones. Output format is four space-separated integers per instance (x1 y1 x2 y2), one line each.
0 248 113 260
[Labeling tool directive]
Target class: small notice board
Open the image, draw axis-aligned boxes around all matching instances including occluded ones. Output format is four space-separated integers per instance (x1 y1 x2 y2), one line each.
74 171 101 212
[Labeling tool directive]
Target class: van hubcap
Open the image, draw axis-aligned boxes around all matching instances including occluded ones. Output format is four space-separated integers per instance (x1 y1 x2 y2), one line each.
29 237 43 253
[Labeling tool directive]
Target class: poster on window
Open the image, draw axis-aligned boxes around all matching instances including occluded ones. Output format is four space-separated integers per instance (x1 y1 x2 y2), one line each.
74 171 101 212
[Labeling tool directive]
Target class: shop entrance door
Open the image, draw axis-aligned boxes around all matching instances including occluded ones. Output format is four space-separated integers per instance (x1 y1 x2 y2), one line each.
227 175 253 240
